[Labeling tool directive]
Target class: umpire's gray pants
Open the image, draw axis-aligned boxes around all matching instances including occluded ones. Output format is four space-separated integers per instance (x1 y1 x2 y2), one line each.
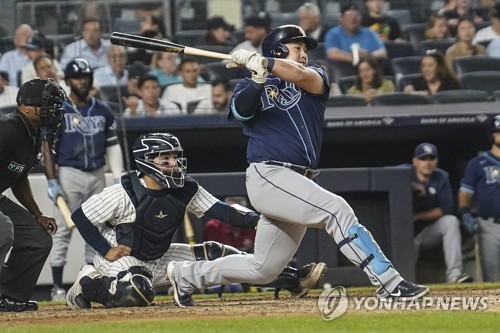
478 218 500 282
414 215 464 282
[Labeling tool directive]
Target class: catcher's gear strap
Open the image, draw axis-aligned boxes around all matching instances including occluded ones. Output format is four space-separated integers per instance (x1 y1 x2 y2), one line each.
192 241 242 261
339 224 393 275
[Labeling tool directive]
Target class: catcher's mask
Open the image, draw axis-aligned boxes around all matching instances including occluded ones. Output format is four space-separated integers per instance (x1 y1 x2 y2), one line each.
133 133 187 188
16 78 66 132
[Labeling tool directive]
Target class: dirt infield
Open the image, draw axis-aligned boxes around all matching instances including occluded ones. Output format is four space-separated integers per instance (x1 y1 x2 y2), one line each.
0 287 498 327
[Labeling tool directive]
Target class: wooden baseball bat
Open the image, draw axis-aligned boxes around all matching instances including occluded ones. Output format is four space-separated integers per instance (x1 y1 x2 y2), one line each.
184 213 196 245
110 32 233 61
473 232 483 282
56 196 76 230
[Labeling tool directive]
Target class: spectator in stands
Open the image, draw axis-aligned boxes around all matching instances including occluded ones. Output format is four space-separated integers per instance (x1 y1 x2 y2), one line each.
200 16 235 46
325 3 387 64
474 2 500 44
231 12 271 54
124 75 180 117
439 0 457 15
0 71 18 109
296 2 329 43
122 60 149 114
59 18 111 70
21 32 64 85
0 24 32 86
194 79 232 114
161 58 211 114
424 13 453 41
149 52 182 86
127 15 167 66
477 0 496 21
32 54 70 95
445 18 486 77
346 56 394 103
362 0 402 41
441 0 483 37
408 143 472 284
404 49 460 95
93 45 128 87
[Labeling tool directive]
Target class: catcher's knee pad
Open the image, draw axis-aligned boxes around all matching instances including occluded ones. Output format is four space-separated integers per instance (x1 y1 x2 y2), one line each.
107 266 155 307
340 224 393 275
192 241 243 261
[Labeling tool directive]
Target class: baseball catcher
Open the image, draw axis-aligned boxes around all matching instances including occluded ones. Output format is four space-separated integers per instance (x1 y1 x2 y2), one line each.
66 133 326 309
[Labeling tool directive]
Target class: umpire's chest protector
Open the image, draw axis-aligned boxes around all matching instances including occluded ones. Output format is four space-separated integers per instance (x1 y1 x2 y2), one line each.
120 172 198 261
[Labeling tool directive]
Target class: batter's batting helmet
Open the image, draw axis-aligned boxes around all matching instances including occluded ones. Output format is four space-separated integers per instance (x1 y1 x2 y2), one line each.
65 58 94 90
261 25 318 58
133 133 187 188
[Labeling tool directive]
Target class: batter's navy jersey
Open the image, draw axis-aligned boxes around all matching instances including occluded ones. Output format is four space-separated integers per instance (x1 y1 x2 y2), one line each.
0 111 42 193
229 65 330 168
56 97 119 170
460 151 500 218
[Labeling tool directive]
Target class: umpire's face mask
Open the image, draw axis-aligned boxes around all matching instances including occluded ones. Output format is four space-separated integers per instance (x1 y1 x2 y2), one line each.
38 80 66 133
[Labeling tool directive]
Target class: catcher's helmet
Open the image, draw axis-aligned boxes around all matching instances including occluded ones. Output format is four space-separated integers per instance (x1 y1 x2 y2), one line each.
262 24 318 58
64 58 93 79
133 133 187 188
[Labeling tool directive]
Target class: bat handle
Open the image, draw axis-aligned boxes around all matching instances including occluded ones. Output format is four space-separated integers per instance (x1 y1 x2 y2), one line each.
56 195 76 230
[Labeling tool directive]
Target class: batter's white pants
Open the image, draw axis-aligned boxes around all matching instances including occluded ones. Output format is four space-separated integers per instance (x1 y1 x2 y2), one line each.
414 215 465 282
174 163 403 294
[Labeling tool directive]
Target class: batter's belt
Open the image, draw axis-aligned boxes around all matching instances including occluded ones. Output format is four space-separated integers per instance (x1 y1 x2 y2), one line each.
263 160 319 180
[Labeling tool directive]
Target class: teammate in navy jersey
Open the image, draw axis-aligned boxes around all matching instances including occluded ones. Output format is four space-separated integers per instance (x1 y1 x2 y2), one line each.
459 115 500 282
0 78 66 311
409 143 472 283
65 133 326 309
43 58 124 301
166 25 428 307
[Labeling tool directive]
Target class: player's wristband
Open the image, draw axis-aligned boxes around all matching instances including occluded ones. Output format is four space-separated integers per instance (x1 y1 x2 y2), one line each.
266 58 275 72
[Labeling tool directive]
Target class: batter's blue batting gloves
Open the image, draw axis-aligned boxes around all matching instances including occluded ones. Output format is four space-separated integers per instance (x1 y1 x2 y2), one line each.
47 179 65 204
461 213 477 234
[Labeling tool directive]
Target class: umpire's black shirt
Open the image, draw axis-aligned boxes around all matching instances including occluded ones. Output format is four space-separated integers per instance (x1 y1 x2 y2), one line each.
0 110 42 193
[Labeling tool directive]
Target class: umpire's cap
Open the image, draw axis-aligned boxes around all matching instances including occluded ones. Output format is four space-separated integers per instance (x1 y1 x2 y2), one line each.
262 25 317 58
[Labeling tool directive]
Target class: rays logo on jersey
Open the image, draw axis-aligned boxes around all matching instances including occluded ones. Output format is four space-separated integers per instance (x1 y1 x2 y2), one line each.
64 114 106 135
484 166 500 184
262 82 301 111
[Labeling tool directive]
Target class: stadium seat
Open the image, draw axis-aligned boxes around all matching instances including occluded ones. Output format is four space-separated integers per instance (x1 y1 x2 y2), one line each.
0 105 16 117
370 92 431 106
452 56 500 78
493 90 500 102
417 39 454 55
384 41 415 60
403 23 427 50
330 61 357 83
338 76 358 94
391 56 422 89
113 18 142 34
432 90 490 104
386 9 412 27
187 100 202 114
460 71 500 96
269 12 298 29
396 73 423 92
193 45 234 65
326 95 366 107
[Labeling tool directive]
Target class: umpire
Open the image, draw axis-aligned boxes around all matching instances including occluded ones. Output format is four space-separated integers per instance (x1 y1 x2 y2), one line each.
0 78 66 311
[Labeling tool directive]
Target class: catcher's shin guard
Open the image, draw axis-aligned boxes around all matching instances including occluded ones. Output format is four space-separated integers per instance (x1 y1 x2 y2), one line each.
81 266 155 308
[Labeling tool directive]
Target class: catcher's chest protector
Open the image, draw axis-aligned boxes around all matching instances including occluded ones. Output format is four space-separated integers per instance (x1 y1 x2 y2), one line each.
120 172 189 261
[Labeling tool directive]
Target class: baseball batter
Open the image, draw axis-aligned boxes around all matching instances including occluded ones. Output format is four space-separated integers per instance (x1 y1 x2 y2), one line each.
167 25 429 307
43 58 124 301
459 115 500 282
65 133 326 309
